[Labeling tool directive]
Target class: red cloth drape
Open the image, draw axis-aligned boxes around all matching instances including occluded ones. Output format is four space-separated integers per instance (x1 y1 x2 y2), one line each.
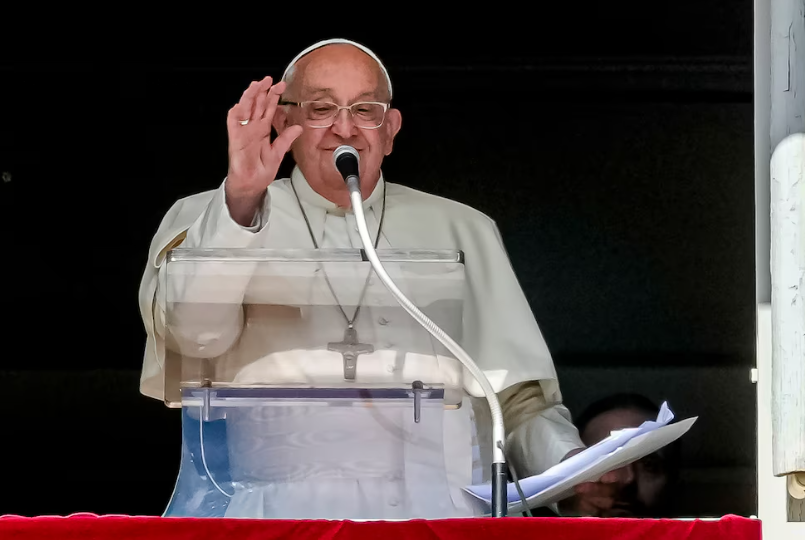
0 513 761 539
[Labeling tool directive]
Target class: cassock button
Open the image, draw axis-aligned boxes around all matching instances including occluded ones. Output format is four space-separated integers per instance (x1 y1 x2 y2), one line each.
386 364 395 373
388 498 399 507
378 317 389 326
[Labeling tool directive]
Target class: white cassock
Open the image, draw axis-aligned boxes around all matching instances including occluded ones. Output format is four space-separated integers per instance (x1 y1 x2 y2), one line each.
138 166 585 519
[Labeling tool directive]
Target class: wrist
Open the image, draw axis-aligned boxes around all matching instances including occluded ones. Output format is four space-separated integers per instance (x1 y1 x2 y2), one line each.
224 186 265 227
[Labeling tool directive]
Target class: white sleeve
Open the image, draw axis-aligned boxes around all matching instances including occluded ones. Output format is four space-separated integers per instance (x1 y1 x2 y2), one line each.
506 402 584 477
495 380 584 478
157 179 273 359
503 393 584 517
184 177 271 247
499 381 584 517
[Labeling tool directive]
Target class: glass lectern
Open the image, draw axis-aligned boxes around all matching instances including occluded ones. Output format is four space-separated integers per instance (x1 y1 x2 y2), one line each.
157 248 477 519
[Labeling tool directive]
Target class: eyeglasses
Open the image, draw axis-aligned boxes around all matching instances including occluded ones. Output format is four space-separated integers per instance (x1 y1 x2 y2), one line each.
279 100 390 129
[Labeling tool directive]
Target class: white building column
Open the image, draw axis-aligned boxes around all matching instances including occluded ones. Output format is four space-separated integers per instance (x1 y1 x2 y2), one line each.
755 0 805 535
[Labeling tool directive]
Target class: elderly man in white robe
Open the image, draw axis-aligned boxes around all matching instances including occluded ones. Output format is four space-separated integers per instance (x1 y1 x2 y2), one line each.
138 39 628 519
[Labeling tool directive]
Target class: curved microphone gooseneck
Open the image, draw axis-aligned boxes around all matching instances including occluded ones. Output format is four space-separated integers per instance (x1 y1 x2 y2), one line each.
333 145 510 518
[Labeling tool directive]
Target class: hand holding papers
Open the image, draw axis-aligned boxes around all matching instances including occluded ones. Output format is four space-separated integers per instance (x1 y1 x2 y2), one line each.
463 401 697 515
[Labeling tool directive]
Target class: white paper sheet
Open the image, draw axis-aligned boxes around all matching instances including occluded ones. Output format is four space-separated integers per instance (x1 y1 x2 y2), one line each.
462 401 697 515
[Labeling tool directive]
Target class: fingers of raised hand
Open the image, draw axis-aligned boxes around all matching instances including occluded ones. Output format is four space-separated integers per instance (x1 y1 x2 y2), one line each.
243 77 287 124
262 81 287 124
252 78 275 125
260 123 302 166
228 103 249 133
227 77 273 129
273 124 304 155
241 78 268 121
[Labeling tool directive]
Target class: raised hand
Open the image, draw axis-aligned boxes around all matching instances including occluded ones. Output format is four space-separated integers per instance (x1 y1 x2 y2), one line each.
225 76 303 226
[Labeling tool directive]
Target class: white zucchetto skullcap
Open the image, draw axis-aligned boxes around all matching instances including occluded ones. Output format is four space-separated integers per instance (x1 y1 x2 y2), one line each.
281 38 393 99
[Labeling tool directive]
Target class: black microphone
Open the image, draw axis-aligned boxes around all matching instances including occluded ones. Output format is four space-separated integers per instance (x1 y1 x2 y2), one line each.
333 145 360 184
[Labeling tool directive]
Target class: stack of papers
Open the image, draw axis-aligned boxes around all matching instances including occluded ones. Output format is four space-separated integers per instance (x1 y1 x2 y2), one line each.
463 401 697 515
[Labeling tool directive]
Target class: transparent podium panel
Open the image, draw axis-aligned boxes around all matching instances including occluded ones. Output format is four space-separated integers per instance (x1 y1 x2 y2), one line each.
163 386 469 519
158 249 475 519
160 249 467 406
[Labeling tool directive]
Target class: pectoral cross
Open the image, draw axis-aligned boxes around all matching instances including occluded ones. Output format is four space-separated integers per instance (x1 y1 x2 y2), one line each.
328 326 374 381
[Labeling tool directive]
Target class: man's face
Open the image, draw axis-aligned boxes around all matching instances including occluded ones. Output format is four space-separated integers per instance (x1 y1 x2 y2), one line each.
581 408 670 517
273 44 401 204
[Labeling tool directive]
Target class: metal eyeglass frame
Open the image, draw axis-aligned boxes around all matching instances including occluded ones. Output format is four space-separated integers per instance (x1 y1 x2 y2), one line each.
278 99 390 129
